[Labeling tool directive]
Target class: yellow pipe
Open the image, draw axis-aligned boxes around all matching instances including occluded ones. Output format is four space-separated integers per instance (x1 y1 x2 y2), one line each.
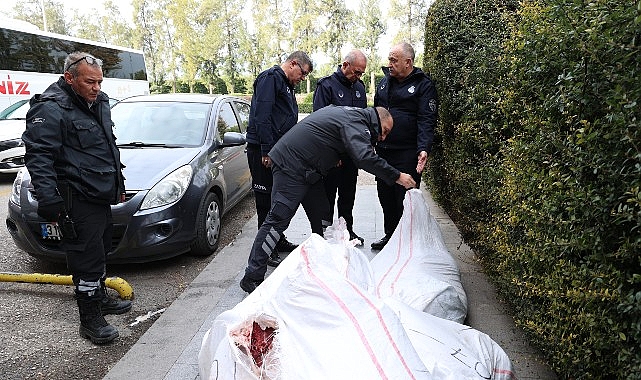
104 276 135 300
0 272 134 300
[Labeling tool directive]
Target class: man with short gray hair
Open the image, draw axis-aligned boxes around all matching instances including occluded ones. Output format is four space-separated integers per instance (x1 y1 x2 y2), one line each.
371 42 438 250
313 49 368 246
245 51 314 267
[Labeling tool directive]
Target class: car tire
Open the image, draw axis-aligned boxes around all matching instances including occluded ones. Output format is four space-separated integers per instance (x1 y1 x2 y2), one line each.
190 192 221 256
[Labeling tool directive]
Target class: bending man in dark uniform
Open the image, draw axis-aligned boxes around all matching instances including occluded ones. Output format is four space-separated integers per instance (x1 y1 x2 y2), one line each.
240 106 417 293
313 49 368 246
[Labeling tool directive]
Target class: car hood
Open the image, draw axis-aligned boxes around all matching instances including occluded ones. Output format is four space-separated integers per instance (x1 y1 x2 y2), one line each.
0 119 26 141
120 147 201 190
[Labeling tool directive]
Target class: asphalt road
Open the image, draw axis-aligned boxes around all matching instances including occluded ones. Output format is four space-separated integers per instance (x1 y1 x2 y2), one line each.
0 172 256 380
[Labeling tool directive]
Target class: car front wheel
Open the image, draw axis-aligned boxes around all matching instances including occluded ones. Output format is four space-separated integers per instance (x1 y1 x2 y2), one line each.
190 192 221 256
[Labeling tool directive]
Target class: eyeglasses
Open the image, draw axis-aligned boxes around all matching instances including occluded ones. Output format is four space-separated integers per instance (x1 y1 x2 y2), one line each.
67 56 103 70
295 61 309 77
348 62 365 77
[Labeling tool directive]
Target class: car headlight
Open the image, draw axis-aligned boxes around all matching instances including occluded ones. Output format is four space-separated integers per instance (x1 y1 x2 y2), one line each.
10 167 25 205
140 165 193 210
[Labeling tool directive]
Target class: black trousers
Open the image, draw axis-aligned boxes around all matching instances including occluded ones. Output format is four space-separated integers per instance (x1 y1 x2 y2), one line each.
375 148 421 237
60 197 111 290
244 164 331 281
248 144 327 235
247 144 272 229
323 157 358 231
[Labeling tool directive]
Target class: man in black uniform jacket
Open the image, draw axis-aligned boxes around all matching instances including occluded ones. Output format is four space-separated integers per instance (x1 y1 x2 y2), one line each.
240 106 417 293
313 49 368 246
23 52 131 344
371 42 438 250
245 51 313 267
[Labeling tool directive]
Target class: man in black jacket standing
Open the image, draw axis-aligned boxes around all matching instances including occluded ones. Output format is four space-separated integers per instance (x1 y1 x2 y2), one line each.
371 42 438 250
245 51 313 267
313 49 368 246
240 106 417 293
22 52 131 344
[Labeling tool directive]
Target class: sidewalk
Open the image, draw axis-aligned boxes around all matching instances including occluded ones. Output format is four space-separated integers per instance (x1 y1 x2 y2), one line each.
104 172 557 380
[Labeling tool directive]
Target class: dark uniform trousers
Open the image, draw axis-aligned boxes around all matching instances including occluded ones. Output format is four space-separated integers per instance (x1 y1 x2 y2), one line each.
247 144 272 229
244 164 331 281
248 143 329 235
375 148 422 237
323 157 358 231
60 196 111 289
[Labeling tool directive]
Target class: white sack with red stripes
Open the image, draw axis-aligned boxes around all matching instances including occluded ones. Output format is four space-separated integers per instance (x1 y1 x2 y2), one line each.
370 189 468 323
199 198 513 379
199 232 431 379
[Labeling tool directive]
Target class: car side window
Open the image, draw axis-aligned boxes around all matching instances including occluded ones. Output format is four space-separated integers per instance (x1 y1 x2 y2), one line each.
234 101 250 133
217 102 241 138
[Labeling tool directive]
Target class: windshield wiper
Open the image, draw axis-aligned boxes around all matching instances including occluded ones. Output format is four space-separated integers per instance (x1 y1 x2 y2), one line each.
117 141 181 148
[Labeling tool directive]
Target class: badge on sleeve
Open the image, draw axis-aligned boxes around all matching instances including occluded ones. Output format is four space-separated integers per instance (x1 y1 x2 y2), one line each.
429 99 437 112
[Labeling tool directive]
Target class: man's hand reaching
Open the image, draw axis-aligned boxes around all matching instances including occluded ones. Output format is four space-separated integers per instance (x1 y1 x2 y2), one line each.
396 173 416 189
416 151 428 173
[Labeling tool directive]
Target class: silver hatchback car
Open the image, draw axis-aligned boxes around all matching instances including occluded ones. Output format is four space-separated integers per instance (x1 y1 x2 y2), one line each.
7 93 252 263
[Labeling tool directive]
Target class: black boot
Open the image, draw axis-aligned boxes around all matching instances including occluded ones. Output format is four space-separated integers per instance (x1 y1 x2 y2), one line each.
370 235 390 250
240 276 263 294
267 252 282 267
99 281 132 315
275 236 298 253
76 292 119 344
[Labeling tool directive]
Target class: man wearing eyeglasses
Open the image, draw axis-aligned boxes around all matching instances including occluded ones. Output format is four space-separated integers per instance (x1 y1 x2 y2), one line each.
23 51 130 345
312 49 368 246
245 51 313 268
371 42 439 250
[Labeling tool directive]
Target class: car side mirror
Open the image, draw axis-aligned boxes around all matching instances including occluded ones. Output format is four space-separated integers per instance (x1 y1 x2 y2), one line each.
219 131 246 147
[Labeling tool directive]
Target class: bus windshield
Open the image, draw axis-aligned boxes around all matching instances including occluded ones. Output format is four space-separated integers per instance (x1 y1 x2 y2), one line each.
0 24 149 110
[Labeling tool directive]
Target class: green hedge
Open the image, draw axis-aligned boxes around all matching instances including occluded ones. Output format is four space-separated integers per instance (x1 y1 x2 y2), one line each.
425 0 641 378
298 102 313 114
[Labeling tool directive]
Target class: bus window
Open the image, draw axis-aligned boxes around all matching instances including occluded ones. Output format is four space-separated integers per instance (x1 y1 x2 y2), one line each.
0 23 149 110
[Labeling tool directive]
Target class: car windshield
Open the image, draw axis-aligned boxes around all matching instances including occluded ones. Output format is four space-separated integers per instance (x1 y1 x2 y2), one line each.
112 101 210 147
0 100 30 120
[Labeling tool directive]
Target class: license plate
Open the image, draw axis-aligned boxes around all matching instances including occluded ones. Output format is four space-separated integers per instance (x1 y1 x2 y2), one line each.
40 222 61 240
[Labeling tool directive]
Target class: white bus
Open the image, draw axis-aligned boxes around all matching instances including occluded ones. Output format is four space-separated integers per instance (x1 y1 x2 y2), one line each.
0 21 149 110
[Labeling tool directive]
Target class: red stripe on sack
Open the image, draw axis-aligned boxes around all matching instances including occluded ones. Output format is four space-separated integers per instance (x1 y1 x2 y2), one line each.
299 246 388 379
375 191 415 297
346 280 418 379
494 367 517 379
